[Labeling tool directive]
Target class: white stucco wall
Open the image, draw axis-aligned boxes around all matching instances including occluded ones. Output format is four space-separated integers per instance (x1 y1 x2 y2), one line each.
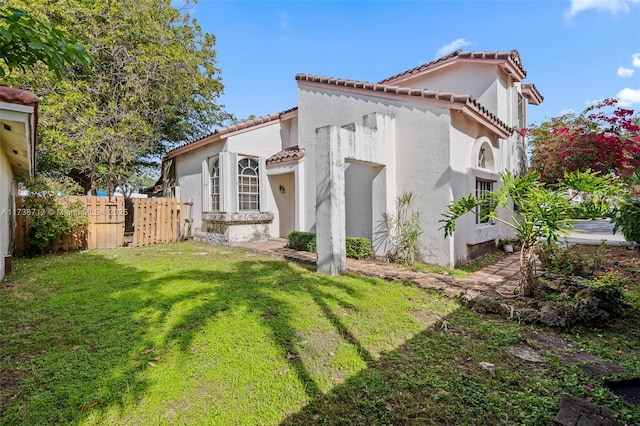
298 84 456 266
174 140 225 232
174 118 298 239
398 64 499 112
449 114 516 265
345 163 373 238
0 149 14 279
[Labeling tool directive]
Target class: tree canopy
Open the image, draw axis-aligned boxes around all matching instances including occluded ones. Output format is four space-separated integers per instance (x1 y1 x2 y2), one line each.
0 6 90 78
5 0 231 194
529 99 640 184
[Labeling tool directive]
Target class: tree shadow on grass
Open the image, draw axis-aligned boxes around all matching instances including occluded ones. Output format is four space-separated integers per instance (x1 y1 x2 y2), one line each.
0 253 161 424
0 247 380 424
278 308 557 426
153 259 376 400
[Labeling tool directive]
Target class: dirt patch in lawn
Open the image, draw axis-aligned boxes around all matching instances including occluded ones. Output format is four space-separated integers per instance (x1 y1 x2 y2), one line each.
0 366 26 415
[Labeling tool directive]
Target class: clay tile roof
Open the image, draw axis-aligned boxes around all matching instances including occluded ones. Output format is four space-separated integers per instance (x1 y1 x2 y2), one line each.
266 146 304 167
167 106 298 156
379 49 526 84
0 85 39 106
295 74 512 136
522 83 544 105
379 49 463 84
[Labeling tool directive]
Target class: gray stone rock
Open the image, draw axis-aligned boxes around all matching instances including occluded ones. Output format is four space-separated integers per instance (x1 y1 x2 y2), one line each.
508 345 544 363
553 394 620 426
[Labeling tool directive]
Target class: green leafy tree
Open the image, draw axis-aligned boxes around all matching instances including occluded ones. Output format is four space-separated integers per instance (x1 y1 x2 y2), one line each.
441 171 622 297
0 6 90 78
6 0 231 194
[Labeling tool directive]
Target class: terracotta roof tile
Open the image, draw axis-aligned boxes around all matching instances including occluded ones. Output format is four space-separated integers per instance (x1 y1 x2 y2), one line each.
522 83 544 105
295 74 512 136
167 106 298 157
0 85 39 106
266 146 304 167
379 49 526 84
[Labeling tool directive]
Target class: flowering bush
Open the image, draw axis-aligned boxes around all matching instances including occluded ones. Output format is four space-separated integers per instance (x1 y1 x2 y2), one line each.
529 99 640 184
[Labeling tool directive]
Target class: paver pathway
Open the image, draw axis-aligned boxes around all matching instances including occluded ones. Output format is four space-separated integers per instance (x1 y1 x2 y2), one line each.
235 238 520 297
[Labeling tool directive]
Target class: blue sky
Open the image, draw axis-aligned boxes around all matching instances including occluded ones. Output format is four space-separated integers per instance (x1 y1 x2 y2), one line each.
190 0 640 127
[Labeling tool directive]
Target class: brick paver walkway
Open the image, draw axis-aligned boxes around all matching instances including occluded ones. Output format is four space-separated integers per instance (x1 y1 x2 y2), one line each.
235 239 521 297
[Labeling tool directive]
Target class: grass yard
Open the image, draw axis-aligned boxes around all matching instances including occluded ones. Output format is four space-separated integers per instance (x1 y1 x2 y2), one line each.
0 241 639 425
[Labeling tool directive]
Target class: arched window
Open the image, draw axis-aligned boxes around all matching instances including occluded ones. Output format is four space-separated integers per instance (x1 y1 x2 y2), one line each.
209 157 220 211
476 141 495 171
238 157 260 211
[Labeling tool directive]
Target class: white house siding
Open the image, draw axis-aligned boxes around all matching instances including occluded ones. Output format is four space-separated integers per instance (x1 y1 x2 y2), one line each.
298 84 456 266
0 149 14 279
345 163 373 238
174 119 297 243
168 51 539 268
399 64 500 112
174 140 226 233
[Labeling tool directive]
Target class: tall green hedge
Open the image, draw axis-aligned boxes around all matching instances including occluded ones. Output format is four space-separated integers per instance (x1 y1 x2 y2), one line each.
286 231 372 260
613 196 640 243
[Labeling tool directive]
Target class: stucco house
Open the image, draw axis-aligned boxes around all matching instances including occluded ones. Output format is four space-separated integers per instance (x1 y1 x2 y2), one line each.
0 86 38 279
164 49 543 272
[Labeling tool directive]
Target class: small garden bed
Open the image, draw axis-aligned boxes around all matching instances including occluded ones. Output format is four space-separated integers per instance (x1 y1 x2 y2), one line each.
464 244 640 329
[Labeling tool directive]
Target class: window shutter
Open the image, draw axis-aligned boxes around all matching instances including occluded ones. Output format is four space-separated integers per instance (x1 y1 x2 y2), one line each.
228 152 238 212
258 156 267 212
219 152 229 213
202 158 210 212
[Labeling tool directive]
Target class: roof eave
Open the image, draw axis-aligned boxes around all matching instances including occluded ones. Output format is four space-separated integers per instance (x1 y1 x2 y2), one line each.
297 74 512 139
166 108 299 159
522 84 544 105
458 104 512 139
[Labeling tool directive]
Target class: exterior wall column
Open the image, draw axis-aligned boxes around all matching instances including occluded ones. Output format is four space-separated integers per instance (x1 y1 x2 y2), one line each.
315 125 346 275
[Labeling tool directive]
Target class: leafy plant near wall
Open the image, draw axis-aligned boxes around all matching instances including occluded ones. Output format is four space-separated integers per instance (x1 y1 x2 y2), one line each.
286 232 372 260
380 192 423 265
613 196 640 243
441 170 622 297
21 176 88 253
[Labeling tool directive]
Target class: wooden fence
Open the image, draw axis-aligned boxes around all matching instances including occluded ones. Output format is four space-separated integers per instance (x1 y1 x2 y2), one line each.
14 196 125 255
14 196 185 254
131 197 184 247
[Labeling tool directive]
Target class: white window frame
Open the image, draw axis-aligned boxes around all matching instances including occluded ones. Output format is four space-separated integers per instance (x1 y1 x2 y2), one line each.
237 156 260 211
210 156 221 211
475 178 496 225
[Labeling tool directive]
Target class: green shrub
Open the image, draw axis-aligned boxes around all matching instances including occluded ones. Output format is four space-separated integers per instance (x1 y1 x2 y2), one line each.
286 231 372 259
286 231 316 252
345 237 373 259
569 198 615 219
21 176 88 253
537 243 602 277
612 196 640 243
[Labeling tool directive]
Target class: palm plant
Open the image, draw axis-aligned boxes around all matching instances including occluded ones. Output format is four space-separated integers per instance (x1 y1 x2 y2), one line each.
441 170 621 297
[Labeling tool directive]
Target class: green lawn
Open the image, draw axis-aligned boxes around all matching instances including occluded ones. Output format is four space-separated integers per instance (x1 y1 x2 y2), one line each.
1 242 639 425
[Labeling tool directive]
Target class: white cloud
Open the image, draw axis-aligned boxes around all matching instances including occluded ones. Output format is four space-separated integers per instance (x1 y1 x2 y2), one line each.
633 53 640 68
435 38 473 58
616 88 640 106
565 0 640 17
585 98 603 106
617 66 635 77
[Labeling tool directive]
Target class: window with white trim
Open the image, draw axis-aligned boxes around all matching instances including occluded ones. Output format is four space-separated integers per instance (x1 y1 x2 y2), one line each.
475 179 495 225
238 157 260 211
209 157 220 211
